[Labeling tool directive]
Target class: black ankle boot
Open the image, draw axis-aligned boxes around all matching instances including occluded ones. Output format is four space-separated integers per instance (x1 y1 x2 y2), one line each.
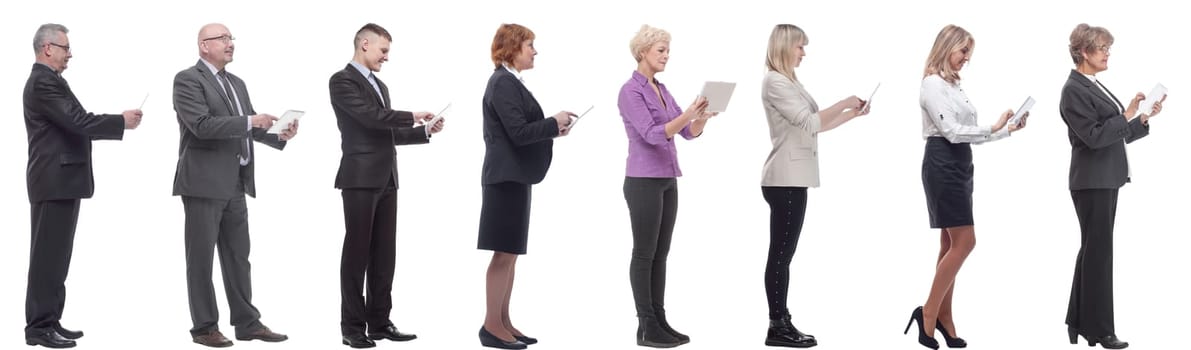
655 309 689 344
637 316 683 348
765 317 817 348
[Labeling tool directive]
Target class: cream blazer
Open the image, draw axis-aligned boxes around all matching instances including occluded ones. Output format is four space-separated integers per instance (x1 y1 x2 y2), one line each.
761 71 821 187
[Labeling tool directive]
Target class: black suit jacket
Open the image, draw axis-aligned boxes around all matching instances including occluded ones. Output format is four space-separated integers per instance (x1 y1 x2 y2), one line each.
23 63 125 203
481 67 559 185
172 60 286 200
1059 69 1150 190
329 64 428 190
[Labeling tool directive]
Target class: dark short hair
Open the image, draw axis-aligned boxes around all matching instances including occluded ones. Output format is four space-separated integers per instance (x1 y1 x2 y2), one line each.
354 23 392 49
490 23 534 68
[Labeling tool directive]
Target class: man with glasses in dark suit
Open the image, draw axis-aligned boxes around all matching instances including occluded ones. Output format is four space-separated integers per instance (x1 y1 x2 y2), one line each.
171 23 296 348
23 23 142 349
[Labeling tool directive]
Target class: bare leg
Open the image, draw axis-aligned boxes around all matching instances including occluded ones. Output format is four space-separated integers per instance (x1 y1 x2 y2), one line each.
483 252 517 342
936 229 958 337
922 226 976 338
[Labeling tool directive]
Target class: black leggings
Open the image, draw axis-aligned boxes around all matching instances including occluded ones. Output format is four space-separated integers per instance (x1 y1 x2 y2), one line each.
762 186 808 320
624 177 679 318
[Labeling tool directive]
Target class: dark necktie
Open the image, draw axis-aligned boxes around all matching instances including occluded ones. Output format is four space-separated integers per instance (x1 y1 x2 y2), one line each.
218 70 251 164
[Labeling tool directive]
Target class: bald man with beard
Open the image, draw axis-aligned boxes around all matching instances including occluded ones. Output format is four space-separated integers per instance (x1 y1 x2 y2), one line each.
171 23 295 348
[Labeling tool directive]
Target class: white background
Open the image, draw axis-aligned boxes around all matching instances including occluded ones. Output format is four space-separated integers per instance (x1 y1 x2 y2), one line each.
1 0 1187 349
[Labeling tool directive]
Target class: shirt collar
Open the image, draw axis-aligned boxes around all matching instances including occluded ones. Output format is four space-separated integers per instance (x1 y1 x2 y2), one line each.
200 58 223 77
502 63 523 82
349 61 374 80
630 70 661 87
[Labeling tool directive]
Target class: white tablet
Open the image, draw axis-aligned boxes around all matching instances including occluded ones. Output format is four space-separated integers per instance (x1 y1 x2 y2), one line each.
267 110 304 134
699 81 737 113
1008 96 1034 127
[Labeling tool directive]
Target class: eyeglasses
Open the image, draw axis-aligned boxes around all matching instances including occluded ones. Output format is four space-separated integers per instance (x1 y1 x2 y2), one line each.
202 35 235 43
48 42 71 53
1095 45 1111 54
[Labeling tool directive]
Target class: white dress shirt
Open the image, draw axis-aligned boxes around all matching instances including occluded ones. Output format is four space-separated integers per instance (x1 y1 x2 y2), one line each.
200 58 252 166
920 74 1010 144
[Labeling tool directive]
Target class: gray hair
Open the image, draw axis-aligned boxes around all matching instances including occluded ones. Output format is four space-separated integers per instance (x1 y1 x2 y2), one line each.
33 23 68 54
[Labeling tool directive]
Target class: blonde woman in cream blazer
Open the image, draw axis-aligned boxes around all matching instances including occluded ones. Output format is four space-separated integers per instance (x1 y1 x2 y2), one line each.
758 24 868 348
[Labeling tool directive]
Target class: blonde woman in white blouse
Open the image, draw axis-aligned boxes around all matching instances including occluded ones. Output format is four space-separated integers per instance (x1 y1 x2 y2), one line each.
759 24 868 348
903 24 1028 350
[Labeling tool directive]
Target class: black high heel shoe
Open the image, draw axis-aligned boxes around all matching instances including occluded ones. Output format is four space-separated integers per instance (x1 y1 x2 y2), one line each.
903 306 939 349
479 327 527 349
934 320 966 348
1069 328 1128 349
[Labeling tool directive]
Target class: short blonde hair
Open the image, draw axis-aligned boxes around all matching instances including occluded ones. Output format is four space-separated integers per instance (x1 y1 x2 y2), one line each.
629 24 670 62
923 24 973 84
1068 23 1113 65
766 24 808 82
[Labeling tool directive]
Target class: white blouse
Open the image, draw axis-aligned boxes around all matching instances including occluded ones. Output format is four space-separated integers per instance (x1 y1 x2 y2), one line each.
920 74 1010 144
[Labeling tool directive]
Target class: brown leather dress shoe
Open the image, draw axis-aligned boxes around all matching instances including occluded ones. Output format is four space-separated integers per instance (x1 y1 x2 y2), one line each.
193 330 233 348
236 326 288 342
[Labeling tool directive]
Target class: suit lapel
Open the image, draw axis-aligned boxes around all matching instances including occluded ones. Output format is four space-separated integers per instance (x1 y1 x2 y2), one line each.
1071 70 1122 113
344 65 385 108
195 60 237 114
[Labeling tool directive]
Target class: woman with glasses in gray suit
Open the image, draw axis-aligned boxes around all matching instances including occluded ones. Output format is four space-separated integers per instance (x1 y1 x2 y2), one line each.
759 23 869 348
1059 23 1166 350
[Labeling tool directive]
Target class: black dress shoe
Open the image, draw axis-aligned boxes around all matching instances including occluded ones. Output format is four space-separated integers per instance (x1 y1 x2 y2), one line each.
53 324 83 340
514 335 538 345
368 325 417 342
479 326 527 349
342 333 376 348
26 330 76 349
766 317 817 348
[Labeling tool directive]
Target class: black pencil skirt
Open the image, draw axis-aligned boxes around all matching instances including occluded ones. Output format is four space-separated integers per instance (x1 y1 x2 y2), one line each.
921 136 975 229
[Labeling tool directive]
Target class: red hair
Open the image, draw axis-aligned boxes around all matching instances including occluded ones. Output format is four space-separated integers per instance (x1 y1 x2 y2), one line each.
491 23 534 68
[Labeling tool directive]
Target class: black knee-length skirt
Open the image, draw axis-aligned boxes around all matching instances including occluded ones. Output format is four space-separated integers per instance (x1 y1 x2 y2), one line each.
477 181 532 255
921 137 974 228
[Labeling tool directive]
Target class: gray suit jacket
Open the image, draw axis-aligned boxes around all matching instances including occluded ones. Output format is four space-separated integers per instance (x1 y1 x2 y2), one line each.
172 60 286 199
1059 69 1149 191
760 71 820 187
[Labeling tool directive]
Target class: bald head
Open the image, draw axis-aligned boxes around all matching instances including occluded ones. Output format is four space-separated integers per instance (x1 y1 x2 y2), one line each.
197 23 235 70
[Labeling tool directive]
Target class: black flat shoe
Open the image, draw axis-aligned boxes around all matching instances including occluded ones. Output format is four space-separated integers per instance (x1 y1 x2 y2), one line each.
368 325 417 342
514 335 538 345
479 326 527 349
765 317 816 348
26 330 77 348
904 306 939 349
934 320 966 348
342 333 376 348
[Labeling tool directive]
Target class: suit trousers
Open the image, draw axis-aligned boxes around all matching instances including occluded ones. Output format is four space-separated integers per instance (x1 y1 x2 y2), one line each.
25 199 81 336
182 189 263 337
1067 189 1119 337
624 177 679 318
339 184 399 335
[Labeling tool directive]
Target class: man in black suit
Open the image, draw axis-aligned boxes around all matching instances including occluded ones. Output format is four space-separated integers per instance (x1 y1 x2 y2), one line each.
22 23 142 349
172 23 295 348
329 23 444 349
